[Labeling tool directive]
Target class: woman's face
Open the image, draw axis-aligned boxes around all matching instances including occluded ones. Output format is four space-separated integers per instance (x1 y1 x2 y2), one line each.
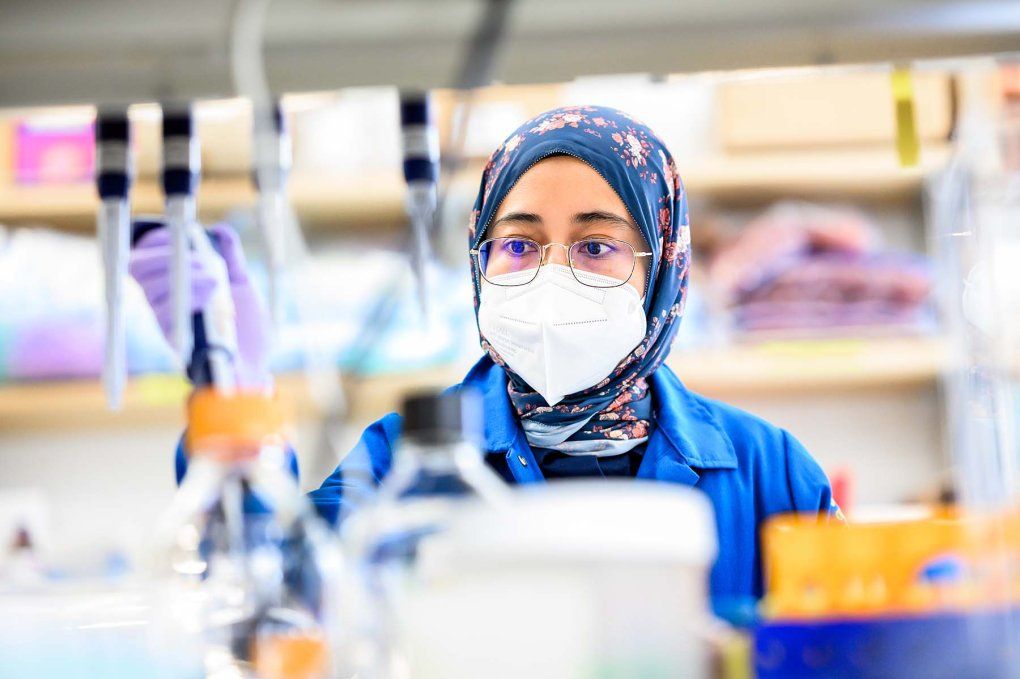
487 155 650 297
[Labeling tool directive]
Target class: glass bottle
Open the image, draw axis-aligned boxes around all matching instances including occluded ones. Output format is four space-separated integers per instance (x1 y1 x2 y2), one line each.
154 389 341 679
345 387 509 678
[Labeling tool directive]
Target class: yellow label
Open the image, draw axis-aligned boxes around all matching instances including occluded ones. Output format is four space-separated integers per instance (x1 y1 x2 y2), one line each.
133 374 190 406
891 67 920 167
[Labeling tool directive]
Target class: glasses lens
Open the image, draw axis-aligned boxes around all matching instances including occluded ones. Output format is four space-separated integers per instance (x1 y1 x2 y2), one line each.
477 237 541 285
569 238 636 287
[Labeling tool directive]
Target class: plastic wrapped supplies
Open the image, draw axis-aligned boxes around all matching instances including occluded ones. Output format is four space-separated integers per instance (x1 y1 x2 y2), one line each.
0 225 478 383
707 202 934 337
0 225 175 380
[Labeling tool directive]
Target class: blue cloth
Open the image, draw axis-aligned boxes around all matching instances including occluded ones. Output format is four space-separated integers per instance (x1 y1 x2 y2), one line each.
468 106 691 448
305 355 836 614
528 441 647 479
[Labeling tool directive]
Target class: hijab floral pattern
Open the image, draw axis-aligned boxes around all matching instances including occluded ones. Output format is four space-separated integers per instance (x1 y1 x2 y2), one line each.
469 105 691 450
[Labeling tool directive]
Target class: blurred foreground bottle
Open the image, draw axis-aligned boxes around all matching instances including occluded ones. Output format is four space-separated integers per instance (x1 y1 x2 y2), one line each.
153 389 341 679
344 387 510 679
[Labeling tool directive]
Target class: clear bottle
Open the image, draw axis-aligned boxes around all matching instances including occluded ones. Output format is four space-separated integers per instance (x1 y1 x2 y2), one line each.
345 387 510 678
154 389 341 679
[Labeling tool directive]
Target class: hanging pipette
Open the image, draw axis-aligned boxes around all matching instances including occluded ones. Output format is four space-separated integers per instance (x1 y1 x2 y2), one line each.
161 104 201 362
399 91 440 317
253 100 290 328
96 108 134 410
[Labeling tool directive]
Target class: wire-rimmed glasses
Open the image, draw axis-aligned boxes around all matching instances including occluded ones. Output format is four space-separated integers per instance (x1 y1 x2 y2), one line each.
470 237 652 288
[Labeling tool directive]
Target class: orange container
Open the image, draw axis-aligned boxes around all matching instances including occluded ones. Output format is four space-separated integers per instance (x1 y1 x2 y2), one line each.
762 507 1020 620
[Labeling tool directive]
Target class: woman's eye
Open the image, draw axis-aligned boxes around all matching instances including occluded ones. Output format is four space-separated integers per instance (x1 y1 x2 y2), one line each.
503 239 534 256
580 240 613 257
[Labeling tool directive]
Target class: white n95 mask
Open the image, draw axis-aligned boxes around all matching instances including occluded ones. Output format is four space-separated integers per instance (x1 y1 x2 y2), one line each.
478 264 647 406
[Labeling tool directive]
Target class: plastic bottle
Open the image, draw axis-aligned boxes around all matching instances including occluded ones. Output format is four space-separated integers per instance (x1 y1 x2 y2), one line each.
154 389 341 679
344 387 509 678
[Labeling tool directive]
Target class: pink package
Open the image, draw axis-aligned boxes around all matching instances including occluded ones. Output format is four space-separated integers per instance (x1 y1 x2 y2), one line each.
14 119 95 184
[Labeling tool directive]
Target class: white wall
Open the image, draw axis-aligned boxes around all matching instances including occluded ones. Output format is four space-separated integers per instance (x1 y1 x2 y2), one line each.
725 385 945 506
0 418 342 565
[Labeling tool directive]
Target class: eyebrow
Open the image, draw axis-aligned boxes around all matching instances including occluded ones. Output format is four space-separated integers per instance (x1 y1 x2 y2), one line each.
491 211 543 229
573 210 636 230
490 210 637 231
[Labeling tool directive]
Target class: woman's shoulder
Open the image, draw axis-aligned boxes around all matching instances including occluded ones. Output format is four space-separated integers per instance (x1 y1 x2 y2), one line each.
654 365 788 453
688 390 789 455
687 390 832 513
654 366 829 498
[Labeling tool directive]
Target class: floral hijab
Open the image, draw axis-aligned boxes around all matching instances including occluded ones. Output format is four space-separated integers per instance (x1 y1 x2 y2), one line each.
469 105 691 453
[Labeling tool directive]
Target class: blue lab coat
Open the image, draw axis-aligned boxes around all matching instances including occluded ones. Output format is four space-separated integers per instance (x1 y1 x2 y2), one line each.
175 355 834 620
308 356 835 616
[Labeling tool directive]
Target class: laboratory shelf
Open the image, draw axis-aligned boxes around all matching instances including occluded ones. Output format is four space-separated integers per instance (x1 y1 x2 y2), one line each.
0 172 408 231
0 367 460 431
0 144 950 231
681 145 952 203
667 335 949 398
0 337 949 432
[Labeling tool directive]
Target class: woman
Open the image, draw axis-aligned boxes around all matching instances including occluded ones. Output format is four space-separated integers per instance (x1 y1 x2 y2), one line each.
131 105 836 616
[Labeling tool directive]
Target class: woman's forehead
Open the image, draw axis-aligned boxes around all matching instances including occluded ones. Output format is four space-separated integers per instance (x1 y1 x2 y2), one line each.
494 155 627 217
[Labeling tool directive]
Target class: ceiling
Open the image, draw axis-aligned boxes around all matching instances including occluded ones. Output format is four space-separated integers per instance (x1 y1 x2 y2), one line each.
1 0 1018 107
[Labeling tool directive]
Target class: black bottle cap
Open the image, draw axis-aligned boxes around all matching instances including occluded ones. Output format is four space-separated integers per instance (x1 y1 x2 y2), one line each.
401 387 482 446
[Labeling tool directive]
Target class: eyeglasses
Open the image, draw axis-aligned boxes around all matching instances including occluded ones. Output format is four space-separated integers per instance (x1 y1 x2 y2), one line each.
470 237 652 288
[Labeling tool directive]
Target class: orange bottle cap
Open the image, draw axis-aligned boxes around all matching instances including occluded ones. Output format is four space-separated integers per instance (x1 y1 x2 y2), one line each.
186 388 289 461
254 633 328 679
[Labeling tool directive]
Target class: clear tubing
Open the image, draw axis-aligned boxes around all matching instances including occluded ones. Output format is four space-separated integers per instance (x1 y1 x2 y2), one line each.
231 0 284 333
100 198 130 410
167 194 195 361
258 188 286 326
405 181 436 317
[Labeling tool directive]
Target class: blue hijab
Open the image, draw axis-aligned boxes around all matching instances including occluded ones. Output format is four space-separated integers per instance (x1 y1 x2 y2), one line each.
469 105 691 451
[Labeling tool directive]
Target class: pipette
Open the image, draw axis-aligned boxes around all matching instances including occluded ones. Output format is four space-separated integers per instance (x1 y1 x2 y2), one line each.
95 108 134 410
132 218 239 392
253 100 290 327
399 91 440 316
161 104 201 362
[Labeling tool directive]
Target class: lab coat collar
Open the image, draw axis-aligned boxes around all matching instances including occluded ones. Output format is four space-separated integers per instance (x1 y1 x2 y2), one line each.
459 356 737 484
648 364 738 471
461 355 520 452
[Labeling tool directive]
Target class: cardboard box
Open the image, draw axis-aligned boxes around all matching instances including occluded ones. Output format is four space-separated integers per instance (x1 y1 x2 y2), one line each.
718 72 953 151
432 83 563 159
131 100 253 178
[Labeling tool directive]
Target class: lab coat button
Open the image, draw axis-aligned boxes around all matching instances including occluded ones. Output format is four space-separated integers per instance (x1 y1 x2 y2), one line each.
517 455 528 467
